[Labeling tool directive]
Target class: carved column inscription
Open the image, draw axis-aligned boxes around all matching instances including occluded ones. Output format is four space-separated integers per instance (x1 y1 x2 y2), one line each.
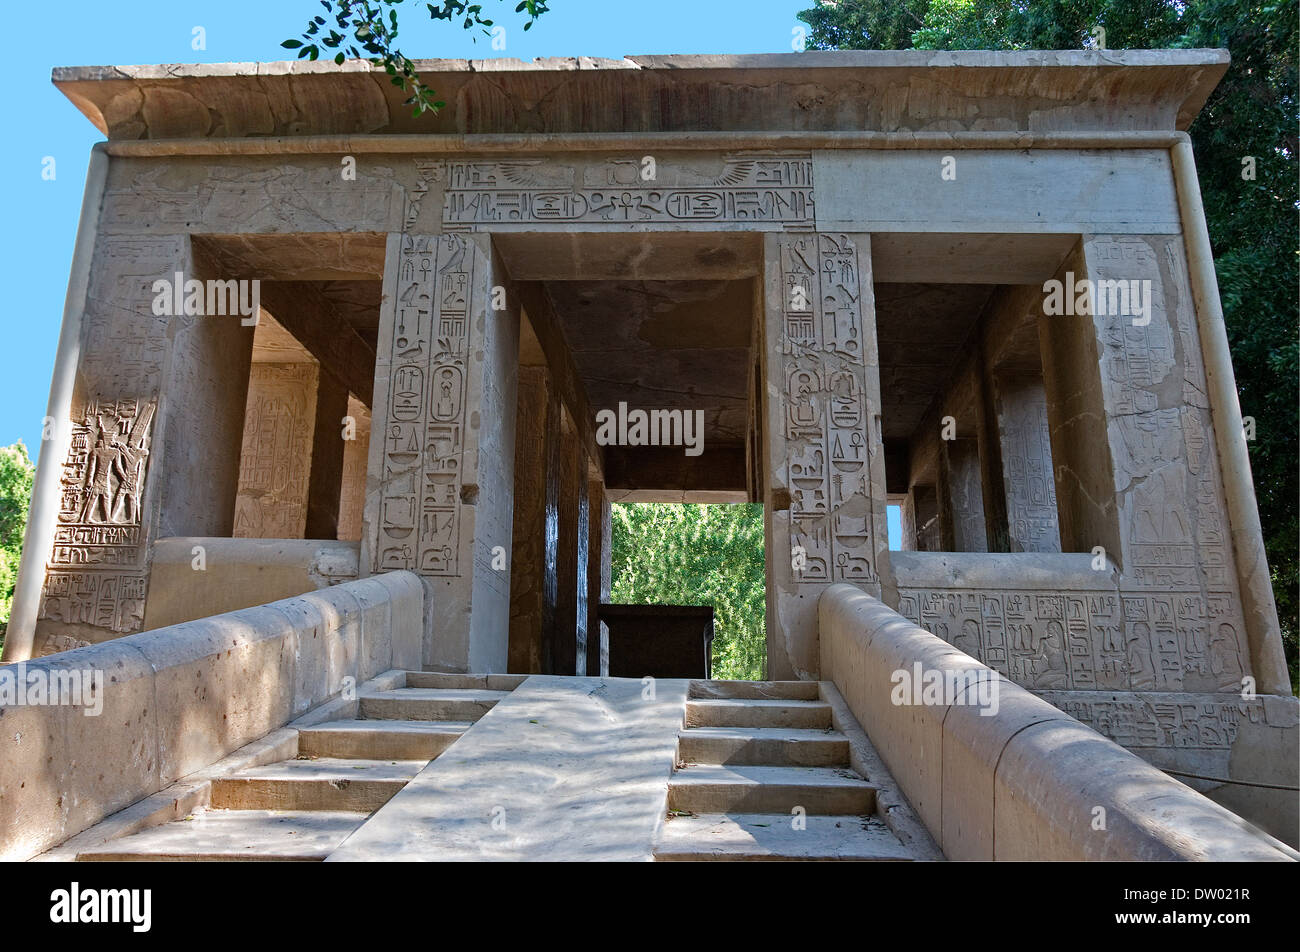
780 233 879 586
375 234 476 579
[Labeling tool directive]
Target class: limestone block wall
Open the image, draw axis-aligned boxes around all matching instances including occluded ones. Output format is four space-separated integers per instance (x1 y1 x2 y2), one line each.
818 583 1297 860
0 570 423 862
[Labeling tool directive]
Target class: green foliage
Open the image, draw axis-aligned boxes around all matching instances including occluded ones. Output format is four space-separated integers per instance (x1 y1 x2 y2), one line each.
285 0 551 114
0 442 35 652
798 0 1299 688
610 503 767 681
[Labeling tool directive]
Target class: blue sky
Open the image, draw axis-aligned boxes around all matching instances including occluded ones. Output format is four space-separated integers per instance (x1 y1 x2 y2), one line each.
1 0 813 466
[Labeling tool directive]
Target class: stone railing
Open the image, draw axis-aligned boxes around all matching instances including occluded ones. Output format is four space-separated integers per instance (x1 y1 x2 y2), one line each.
817 583 1298 861
0 570 422 861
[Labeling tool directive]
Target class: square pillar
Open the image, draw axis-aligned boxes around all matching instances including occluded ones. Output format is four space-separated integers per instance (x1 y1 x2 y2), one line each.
762 233 887 680
554 410 588 676
234 362 318 539
508 365 559 674
365 233 519 673
337 398 371 541
943 437 987 552
586 478 611 676
305 371 349 540
991 373 1061 553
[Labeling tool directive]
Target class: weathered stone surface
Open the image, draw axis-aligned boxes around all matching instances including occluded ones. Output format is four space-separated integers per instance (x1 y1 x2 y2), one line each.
0 572 422 861
5 49 1292 860
819 584 1297 860
327 675 690 861
54 51 1228 140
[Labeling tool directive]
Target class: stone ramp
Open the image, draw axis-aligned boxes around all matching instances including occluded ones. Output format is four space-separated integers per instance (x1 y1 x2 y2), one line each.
327 675 691 862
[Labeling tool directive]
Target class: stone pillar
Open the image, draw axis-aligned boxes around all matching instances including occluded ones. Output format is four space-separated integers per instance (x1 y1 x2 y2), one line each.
763 233 887 680
992 373 1061 553
305 371 349 540
554 411 588 676
1079 234 1262 693
337 398 371 542
1 147 110 660
19 222 262 655
508 366 559 674
365 233 519 673
586 479 610 676
899 492 918 551
911 485 941 552
233 362 318 539
944 437 987 552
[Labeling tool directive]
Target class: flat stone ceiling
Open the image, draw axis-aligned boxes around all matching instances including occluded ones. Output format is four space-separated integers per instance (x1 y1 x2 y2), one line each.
543 279 753 447
875 283 996 441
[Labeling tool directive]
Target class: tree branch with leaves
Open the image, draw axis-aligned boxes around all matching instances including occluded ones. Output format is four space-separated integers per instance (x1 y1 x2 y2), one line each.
284 0 551 115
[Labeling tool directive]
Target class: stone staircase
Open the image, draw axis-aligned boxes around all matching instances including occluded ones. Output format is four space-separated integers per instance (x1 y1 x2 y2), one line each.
53 673 930 862
654 680 914 861
74 672 523 861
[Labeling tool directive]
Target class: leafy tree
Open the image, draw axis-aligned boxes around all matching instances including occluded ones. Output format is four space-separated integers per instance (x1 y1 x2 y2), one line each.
285 0 551 114
0 442 35 653
610 503 767 680
799 0 1298 688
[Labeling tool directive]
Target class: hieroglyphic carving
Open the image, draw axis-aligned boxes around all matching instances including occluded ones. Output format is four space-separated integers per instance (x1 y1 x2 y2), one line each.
444 154 814 229
404 160 446 232
898 587 1248 693
234 363 318 539
1085 235 1250 679
36 236 183 642
1036 692 1269 752
40 398 156 634
376 234 475 577
780 233 878 585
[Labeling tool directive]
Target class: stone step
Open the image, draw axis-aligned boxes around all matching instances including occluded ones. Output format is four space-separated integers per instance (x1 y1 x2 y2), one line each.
667 765 875 815
210 758 426 812
405 671 529 691
655 812 913 862
685 698 833 730
359 688 508 722
678 727 849 767
76 810 366 862
297 719 471 760
690 680 822 701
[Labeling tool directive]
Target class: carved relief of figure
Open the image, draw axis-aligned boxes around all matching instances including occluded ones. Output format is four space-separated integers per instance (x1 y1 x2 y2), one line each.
1127 622 1156 690
1036 620 1070 689
80 410 123 524
109 403 153 525
1209 622 1245 692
